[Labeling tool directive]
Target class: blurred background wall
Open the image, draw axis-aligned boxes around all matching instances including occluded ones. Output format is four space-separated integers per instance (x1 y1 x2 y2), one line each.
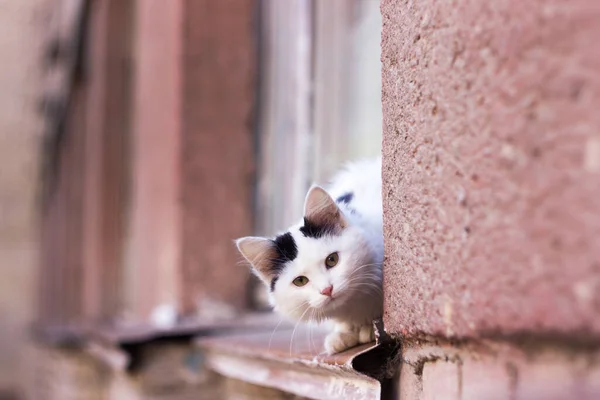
0 1 383 399
0 0 49 396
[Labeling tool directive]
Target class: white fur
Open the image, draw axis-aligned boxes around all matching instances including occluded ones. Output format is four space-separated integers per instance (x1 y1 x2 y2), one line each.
239 157 383 354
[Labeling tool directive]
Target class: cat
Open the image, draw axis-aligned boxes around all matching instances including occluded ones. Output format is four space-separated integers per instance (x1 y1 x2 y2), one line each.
236 157 383 354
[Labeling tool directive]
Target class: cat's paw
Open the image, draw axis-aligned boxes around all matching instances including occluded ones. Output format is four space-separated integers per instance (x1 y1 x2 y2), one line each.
358 324 375 344
324 331 359 355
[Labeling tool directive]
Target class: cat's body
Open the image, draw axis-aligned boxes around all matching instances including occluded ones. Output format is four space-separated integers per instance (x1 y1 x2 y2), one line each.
236 158 383 354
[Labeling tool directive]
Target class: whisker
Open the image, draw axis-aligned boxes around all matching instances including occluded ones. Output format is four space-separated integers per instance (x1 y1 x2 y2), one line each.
290 306 311 357
346 282 383 289
346 286 384 298
345 270 383 279
268 317 286 351
339 274 381 285
348 287 383 297
349 283 384 293
309 309 316 356
335 276 382 293
269 301 308 351
348 263 382 276
350 263 382 272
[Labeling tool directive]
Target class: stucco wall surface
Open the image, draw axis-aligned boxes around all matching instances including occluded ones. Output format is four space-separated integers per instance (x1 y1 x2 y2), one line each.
381 0 600 338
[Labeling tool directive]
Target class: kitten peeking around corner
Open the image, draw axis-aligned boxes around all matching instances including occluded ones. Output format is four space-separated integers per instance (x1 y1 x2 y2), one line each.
236 158 383 355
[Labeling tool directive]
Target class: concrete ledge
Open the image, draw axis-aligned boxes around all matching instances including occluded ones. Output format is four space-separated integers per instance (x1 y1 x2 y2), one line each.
197 327 399 400
398 339 600 399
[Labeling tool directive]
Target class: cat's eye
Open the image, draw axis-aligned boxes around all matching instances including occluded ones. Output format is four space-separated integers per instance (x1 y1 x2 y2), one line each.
293 276 309 287
325 252 339 268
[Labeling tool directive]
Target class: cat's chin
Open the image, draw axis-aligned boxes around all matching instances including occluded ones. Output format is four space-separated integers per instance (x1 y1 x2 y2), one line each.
313 295 350 317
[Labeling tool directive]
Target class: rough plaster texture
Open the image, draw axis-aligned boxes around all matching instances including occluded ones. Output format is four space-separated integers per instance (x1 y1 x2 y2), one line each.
381 0 600 338
180 0 256 313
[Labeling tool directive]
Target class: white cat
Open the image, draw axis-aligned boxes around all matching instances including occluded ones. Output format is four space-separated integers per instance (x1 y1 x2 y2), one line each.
236 158 383 354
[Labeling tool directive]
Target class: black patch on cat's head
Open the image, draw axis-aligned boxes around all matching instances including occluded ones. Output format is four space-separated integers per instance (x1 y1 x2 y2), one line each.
299 217 337 239
272 232 298 262
270 276 279 292
268 232 297 291
336 192 354 205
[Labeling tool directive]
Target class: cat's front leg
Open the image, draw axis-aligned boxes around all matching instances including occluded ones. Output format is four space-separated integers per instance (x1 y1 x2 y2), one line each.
358 323 375 344
324 322 359 355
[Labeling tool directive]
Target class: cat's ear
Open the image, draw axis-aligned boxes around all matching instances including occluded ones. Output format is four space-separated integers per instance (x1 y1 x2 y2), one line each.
236 236 275 283
303 185 347 229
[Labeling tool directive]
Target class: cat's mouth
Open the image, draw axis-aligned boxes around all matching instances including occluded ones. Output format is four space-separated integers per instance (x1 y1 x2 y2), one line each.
313 296 334 310
316 292 346 310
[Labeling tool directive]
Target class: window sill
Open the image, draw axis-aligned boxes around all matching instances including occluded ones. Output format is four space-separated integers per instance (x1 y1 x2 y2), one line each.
32 312 287 371
197 325 399 400
91 312 283 345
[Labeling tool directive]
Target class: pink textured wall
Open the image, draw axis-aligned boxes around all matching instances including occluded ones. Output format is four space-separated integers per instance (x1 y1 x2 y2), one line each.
381 0 600 338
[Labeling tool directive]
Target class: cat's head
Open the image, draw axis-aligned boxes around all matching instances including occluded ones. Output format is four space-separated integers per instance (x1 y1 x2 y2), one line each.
236 185 380 322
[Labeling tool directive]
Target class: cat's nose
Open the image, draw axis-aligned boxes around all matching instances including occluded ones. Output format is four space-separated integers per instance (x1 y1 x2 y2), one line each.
320 285 333 297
